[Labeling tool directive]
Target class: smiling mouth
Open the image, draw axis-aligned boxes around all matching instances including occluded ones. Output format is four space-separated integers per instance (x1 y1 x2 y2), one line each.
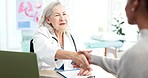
59 23 66 25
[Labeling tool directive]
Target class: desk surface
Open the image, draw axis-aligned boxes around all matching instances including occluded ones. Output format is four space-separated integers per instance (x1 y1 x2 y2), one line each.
39 64 116 78
84 39 123 49
39 70 64 78
39 70 89 78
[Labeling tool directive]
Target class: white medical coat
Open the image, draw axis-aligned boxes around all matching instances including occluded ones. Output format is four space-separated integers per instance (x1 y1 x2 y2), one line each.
33 26 83 70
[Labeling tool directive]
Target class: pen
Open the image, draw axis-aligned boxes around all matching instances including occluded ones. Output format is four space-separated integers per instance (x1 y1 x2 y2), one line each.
56 71 67 78
87 76 95 78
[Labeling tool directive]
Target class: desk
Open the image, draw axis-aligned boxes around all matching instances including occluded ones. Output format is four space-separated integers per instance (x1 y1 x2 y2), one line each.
39 64 116 78
84 39 123 58
39 70 89 78
39 70 64 78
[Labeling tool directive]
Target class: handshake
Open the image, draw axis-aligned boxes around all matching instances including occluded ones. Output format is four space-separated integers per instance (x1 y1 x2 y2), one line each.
71 50 93 72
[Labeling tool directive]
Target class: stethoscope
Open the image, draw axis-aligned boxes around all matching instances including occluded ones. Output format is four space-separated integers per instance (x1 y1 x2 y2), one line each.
53 34 77 62
52 34 77 52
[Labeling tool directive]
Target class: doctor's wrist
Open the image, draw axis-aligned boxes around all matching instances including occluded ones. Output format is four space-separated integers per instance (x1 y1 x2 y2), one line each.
69 52 77 60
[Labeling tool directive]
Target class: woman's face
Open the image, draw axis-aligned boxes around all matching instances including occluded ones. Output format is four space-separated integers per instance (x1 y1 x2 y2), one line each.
47 4 69 31
125 0 136 24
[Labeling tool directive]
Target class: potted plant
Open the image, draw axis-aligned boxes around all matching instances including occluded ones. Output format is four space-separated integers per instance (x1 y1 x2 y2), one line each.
112 16 125 43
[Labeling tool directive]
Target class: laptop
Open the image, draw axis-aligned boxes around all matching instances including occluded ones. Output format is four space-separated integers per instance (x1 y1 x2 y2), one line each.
0 50 40 78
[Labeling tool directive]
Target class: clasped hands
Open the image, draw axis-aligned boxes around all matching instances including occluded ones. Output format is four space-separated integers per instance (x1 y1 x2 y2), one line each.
71 50 92 76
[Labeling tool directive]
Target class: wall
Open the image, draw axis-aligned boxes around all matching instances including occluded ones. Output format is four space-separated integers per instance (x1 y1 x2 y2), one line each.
0 0 7 50
0 0 29 51
0 0 44 52
7 0 22 51
0 0 137 52
68 0 109 40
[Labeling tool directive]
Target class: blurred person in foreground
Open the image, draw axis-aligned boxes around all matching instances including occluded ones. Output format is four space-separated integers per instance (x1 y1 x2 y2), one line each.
78 0 148 78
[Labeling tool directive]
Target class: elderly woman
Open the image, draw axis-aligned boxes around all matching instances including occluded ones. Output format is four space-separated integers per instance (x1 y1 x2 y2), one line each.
79 0 148 78
33 1 91 76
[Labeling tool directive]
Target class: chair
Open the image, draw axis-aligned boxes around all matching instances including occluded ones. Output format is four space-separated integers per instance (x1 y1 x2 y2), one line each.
105 48 118 58
30 39 34 52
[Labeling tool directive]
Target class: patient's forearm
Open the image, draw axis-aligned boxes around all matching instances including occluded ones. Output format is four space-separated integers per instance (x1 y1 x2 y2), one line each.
91 55 119 75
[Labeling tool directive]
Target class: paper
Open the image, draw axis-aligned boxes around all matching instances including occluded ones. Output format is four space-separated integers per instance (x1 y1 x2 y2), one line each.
57 70 89 78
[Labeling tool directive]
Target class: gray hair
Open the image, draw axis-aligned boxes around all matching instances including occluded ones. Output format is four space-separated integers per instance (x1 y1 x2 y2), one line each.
38 1 70 34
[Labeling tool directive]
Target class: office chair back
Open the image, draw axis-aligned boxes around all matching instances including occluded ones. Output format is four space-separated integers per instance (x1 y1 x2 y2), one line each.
30 39 34 52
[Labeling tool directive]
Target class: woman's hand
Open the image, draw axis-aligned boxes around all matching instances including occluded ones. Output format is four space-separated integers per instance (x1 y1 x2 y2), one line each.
55 49 92 71
78 50 92 64
71 51 92 71
77 68 92 76
72 50 92 68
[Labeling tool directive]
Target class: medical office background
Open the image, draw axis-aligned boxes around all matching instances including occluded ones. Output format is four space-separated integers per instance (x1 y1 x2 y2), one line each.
0 0 139 53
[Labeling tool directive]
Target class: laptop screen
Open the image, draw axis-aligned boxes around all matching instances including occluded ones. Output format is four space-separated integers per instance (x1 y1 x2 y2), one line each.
0 50 39 78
